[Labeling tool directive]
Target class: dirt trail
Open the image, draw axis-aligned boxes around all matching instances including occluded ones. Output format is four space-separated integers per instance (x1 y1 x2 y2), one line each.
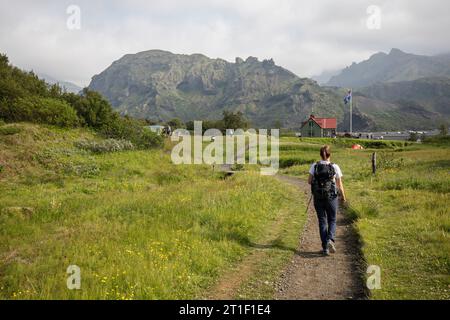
275 175 366 300
208 174 366 300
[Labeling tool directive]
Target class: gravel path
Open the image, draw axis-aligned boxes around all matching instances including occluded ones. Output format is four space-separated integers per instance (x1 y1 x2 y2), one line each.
275 175 367 300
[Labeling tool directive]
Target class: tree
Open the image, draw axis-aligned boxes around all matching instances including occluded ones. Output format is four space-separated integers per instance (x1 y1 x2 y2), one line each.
49 83 63 98
408 132 418 142
185 120 194 131
222 111 248 130
65 89 114 128
202 120 224 133
273 120 282 130
167 118 185 129
438 123 448 136
0 52 165 150
0 54 9 69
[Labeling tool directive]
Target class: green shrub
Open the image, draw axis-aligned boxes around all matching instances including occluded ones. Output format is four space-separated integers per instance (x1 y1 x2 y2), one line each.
231 164 245 171
382 178 450 193
34 97 79 127
0 125 21 135
64 90 163 149
4 96 79 127
423 135 450 146
279 144 318 152
154 171 184 185
100 117 164 149
279 156 316 168
0 54 75 126
133 127 164 149
0 53 165 150
62 90 115 128
75 139 135 153
298 137 409 149
63 162 100 177
378 152 405 170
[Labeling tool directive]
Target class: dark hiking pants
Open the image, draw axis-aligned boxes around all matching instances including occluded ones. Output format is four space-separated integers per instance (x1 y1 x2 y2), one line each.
313 196 338 250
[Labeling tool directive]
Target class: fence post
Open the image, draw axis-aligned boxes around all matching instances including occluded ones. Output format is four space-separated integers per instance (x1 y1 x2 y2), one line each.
372 152 377 175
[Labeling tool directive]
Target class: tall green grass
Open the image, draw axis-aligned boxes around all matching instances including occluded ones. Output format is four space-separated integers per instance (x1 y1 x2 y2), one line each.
294 137 412 149
0 124 304 299
279 137 450 299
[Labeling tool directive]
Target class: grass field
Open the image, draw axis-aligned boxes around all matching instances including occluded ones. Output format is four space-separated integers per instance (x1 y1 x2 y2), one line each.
280 137 450 299
1 123 448 300
0 123 304 299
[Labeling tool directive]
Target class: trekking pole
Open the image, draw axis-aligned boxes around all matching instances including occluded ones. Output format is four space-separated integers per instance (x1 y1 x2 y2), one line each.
305 194 313 214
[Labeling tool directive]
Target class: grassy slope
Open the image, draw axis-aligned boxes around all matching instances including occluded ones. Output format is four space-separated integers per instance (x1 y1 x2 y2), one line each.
280 138 450 299
0 123 304 299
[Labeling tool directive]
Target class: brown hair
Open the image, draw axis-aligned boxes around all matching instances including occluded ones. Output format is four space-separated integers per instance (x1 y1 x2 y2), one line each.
320 145 331 160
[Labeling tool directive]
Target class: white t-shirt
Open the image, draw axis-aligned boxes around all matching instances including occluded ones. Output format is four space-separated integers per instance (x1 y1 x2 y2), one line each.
309 161 343 181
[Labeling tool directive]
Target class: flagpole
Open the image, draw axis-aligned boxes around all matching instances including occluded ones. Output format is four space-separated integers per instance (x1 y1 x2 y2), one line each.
350 88 353 135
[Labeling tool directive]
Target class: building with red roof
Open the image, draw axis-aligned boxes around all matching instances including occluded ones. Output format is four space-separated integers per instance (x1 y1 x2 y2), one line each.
300 115 337 138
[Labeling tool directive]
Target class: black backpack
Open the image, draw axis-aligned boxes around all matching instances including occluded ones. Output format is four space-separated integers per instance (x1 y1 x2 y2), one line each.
311 162 337 200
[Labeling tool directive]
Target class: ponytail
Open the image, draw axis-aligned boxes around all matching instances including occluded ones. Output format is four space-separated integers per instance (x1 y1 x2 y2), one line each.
320 145 331 160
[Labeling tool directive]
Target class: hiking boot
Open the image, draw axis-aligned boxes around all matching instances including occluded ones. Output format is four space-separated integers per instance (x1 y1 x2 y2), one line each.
322 248 330 256
327 240 336 253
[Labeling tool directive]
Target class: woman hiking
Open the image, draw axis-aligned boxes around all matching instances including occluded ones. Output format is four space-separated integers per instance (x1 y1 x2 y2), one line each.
308 145 347 256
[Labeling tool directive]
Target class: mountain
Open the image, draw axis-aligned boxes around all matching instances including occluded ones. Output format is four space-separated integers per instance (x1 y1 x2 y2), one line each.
88 49 450 131
311 69 341 85
328 77 450 131
357 77 450 116
88 50 346 128
38 73 82 94
327 49 450 88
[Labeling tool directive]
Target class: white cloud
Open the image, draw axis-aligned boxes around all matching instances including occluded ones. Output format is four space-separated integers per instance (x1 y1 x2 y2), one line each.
1 0 449 86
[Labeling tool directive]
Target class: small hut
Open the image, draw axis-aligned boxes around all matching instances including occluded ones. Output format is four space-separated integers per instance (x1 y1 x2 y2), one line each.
300 115 337 138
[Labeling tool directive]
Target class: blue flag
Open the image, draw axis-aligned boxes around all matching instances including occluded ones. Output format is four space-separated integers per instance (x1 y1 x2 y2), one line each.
344 90 352 104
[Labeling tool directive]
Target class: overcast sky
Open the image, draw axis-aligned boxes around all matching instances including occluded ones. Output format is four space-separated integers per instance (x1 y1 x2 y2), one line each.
1 0 449 87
